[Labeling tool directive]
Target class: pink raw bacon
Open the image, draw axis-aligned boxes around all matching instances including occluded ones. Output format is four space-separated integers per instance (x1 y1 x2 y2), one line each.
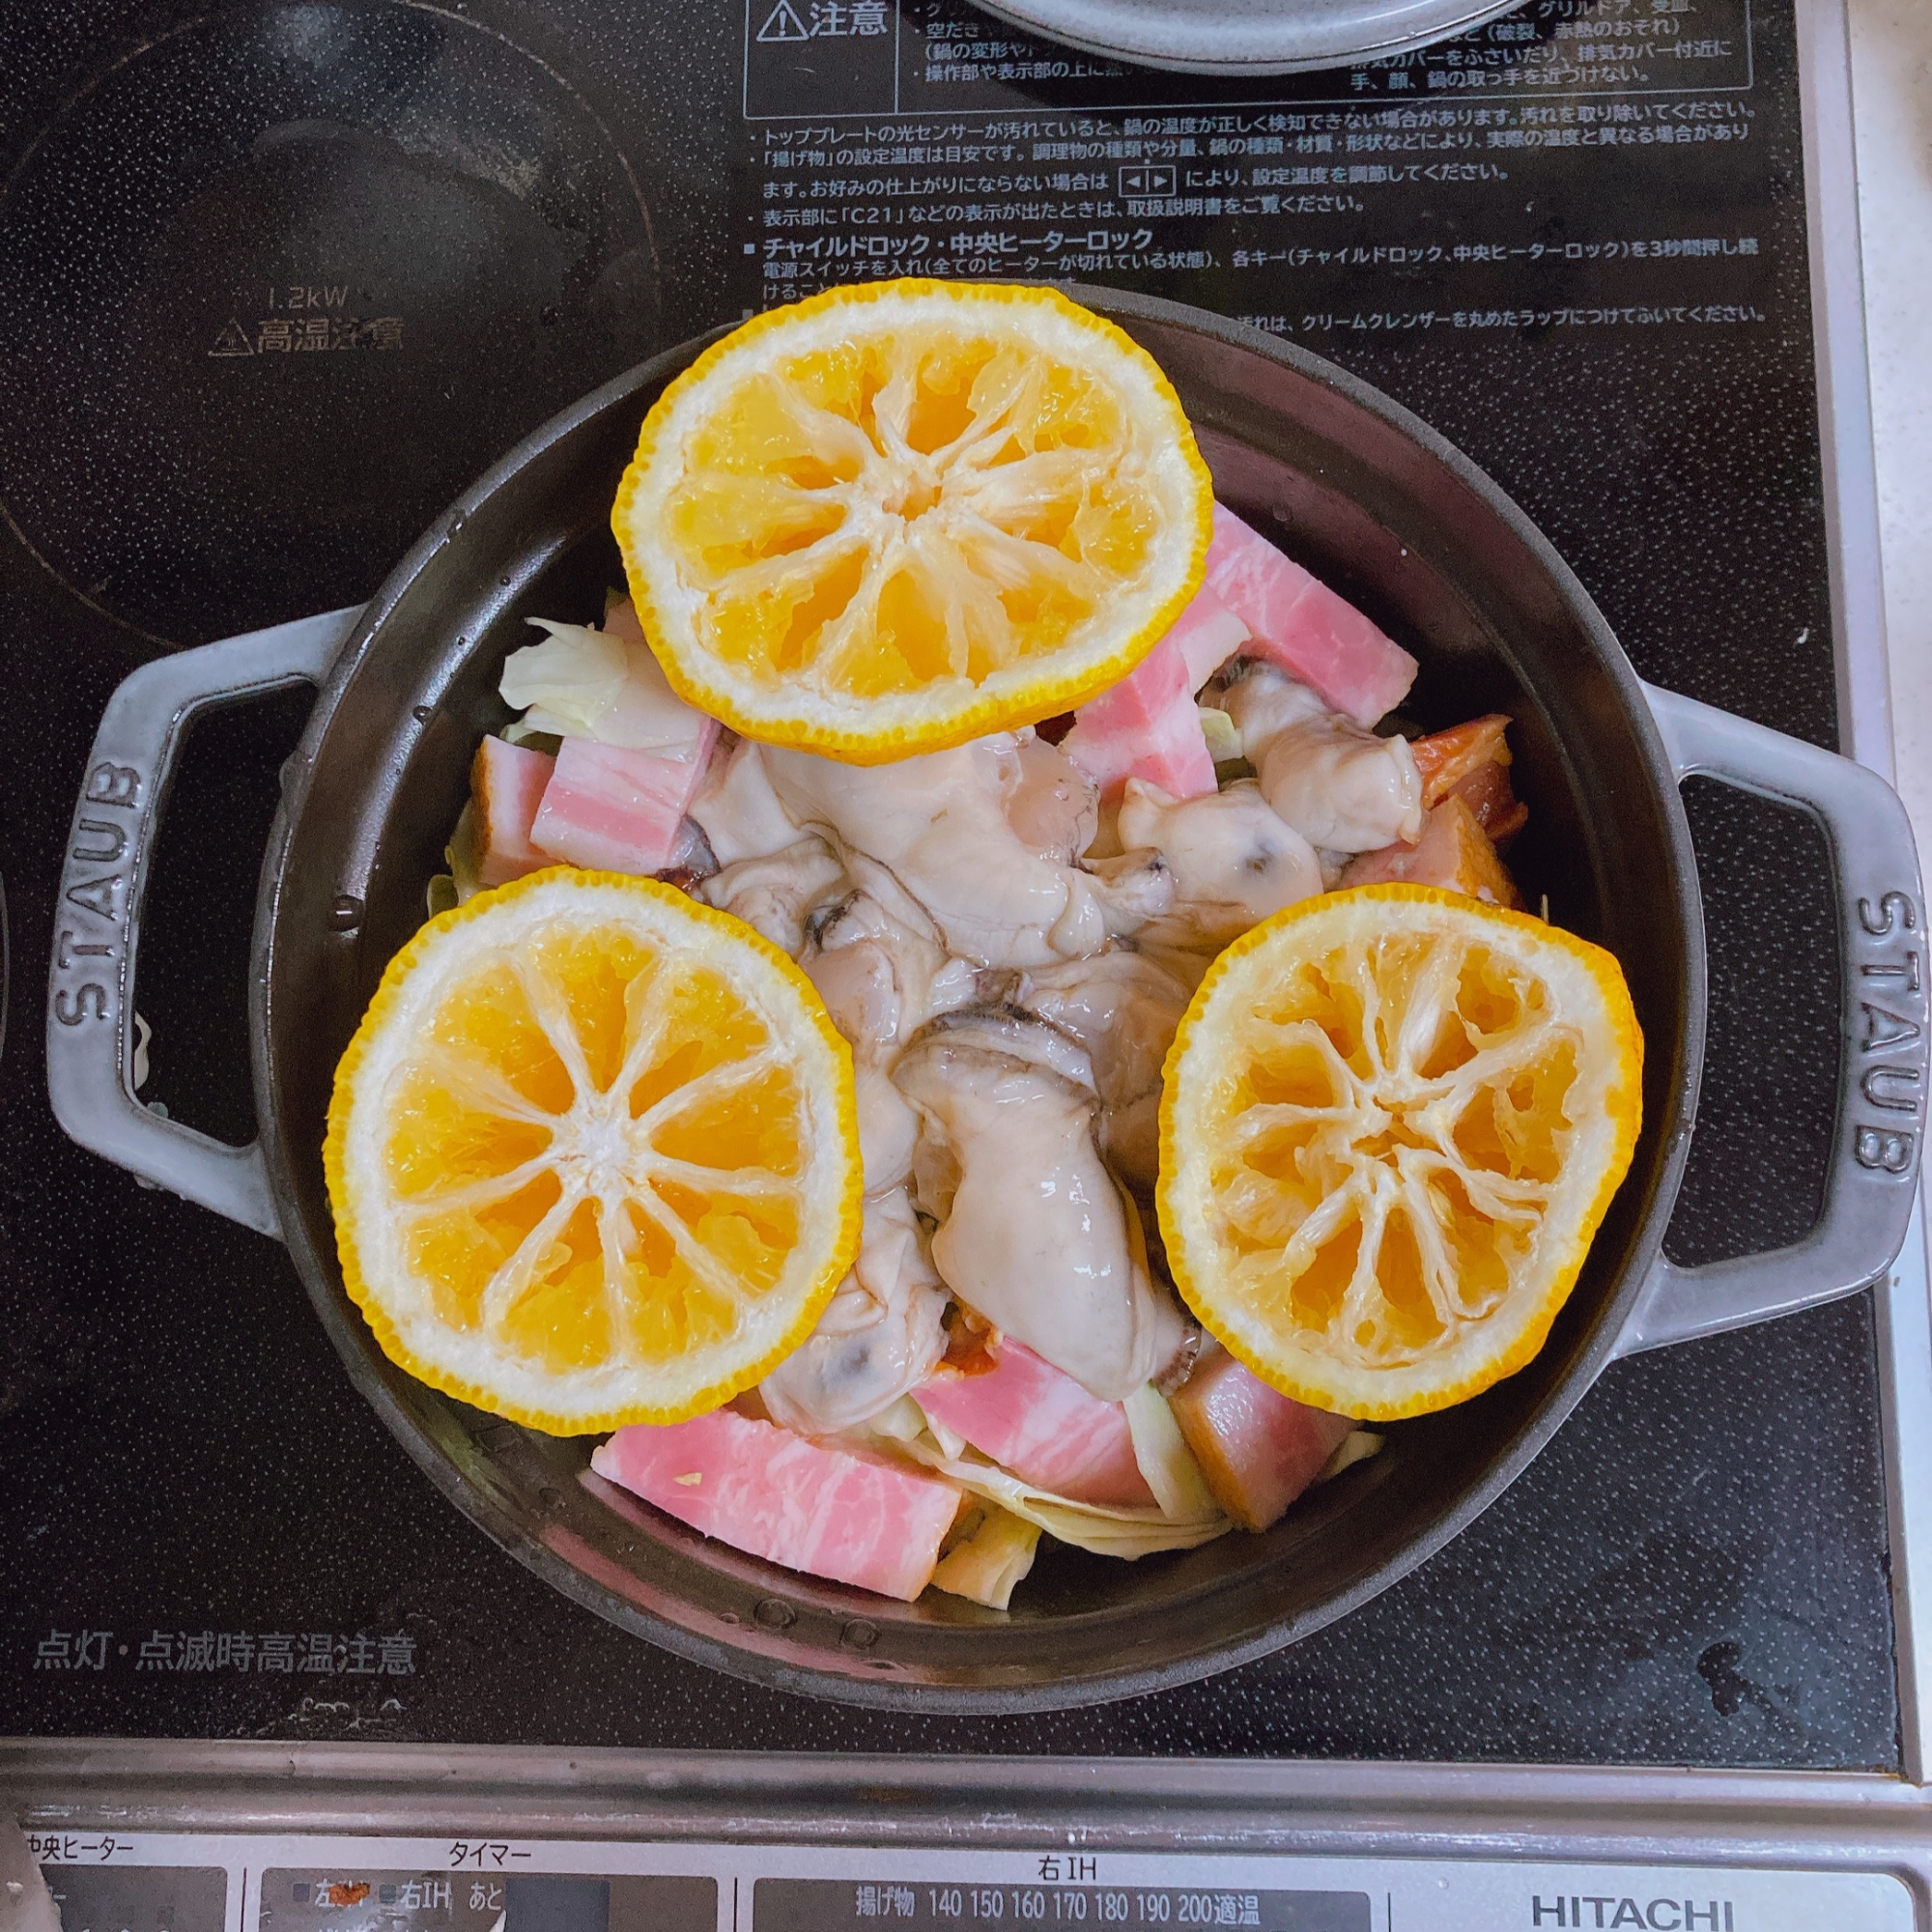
470 736 555 888
1165 583 1251 690
1204 504 1417 727
917 1340 1155 1508
1062 631 1216 803
592 1407 961 1602
1168 1347 1354 1532
530 726 719 875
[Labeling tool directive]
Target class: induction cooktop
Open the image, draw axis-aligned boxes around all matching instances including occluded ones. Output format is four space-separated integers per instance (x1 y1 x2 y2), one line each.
2 0 1925 1776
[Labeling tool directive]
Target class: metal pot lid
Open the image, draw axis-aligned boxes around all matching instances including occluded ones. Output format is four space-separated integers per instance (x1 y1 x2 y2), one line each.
966 0 1523 75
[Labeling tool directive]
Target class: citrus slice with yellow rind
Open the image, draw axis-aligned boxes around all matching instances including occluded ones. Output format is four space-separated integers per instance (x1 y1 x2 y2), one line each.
612 278 1213 763
325 869 862 1435
1157 885 1642 1422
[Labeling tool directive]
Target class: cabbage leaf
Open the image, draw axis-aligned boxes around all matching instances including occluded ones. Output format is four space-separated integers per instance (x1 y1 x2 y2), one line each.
929 1504 1040 1609
880 1402 1229 1559
1122 1384 1220 1521
500 618 710 756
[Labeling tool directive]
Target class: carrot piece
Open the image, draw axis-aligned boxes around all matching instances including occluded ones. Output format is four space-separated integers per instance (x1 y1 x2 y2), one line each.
1407 713 1512 807
1340 794 1521 908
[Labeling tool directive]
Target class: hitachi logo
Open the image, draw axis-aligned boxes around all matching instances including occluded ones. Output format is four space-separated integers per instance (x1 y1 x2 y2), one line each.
1529 1900 1735 1930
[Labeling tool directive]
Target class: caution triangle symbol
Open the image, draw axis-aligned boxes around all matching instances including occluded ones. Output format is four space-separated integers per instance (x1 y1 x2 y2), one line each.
209 317 255 357
756 0 810 41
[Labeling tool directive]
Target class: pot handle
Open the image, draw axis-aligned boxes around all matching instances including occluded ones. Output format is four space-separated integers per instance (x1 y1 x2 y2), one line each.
1613 683 1927 1356
45 608 364 1240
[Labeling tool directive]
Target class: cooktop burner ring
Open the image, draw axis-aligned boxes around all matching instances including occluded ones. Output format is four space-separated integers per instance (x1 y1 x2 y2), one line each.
0 0 661 646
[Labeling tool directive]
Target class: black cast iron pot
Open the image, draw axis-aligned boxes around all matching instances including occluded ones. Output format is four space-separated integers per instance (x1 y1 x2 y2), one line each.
47 288 1928 1711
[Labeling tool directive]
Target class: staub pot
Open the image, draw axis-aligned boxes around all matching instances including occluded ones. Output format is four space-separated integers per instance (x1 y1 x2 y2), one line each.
48 288 1926 1712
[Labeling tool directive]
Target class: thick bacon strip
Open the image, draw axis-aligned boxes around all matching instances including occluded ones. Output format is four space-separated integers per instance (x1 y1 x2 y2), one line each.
1204 505 1417 726
469 736 555 888
1168 1348 1354 1532
917 1340 1155 1507
1062 630 1216 801
530 728 719 876
1164 584 1252 691
592 1408 961 1602
1059 583 1251 802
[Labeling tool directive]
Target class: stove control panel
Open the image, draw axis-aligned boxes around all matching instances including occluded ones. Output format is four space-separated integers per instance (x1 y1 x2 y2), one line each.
26 1833 1913 1932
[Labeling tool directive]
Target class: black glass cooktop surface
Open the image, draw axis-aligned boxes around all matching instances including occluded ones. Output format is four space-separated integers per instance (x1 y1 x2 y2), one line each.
0 0 1898 1768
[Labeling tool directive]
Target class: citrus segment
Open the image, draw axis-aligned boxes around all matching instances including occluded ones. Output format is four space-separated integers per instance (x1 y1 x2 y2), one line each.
325 869 862 1434
613 278 1213 762
1157 885 1642 1421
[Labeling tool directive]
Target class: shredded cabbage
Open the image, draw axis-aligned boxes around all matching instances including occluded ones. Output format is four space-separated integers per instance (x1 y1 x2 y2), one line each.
867 1394 928 1444
920 1406 967 1461
1199 703 1243 763
882 1403 1228 1559
445 800 484 904
1122 1384 1220 1521
929 1504 1040 1609
1321 1429 1384 1479
500 618 709 755
499 620 624 735
871 1391 1373 1576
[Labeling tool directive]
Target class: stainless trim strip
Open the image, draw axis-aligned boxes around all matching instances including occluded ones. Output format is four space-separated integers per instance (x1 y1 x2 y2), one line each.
1797 0 1931 1787
1799 0 1891 780
3 1744 1931 1877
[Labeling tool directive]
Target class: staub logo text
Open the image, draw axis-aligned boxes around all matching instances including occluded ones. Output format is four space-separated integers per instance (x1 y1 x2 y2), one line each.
1529 1900 1735 1930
